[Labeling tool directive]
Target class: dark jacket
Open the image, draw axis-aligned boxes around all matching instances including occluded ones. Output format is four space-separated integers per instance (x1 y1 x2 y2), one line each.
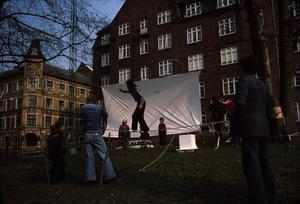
232 75 272 138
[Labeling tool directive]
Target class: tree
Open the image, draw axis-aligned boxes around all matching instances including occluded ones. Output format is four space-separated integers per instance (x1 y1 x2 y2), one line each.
0 0 109 71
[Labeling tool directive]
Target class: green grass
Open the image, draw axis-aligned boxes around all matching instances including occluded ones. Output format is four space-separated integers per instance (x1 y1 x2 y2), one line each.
1 137 300 204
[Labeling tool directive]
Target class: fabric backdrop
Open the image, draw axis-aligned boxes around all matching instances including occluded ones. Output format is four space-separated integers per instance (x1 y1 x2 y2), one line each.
102 72 202 137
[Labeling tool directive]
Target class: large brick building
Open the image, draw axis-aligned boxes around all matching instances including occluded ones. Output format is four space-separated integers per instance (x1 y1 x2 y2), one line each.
93 0 299 129
0 40 92 157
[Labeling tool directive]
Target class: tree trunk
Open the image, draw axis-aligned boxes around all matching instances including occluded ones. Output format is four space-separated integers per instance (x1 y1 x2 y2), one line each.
278 0 297 133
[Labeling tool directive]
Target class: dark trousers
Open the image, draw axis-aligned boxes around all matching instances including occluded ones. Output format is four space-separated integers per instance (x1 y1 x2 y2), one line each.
50 157 65 184
241 138 278 204
132 101 149 132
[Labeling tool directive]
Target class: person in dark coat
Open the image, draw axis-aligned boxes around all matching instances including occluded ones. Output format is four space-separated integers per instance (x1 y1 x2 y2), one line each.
118 119 130 149
158 117 167 146
232 56 278 204
120 79 149 134
47 121 65 184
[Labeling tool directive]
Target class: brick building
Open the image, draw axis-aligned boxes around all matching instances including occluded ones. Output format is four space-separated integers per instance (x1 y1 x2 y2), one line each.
93 0 299 130
0 40 92 157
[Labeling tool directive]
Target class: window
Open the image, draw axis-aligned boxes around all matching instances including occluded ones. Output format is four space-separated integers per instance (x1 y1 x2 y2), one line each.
185 2 202 18
69 102 75 112
46 80 53 92
119 23 130 36
222 77 238 95
27 115 36 126
101 75 110 86
188 53 204 71
119 68 131 83
187 26 202 44
80 89 86 98
157 10 171 25
293 35 300 53
45 116 52 127
7 82 13 93
119 44 130 59
17 98 22 109
296 101 300 121
45 98 53 109
68 118 74 128
202 111 207 124
59 100 65 111
6 99 14 111
0 101 4 112
288 1 300 18
28 76 38 88
140 18 148 34
101 53 110 67
158 33 172 50
199 81 205 99
217 0 236 8
294 65 300 87
28 95 37 108
141 65 150 80
69 86 75 97
220 46 238 65
58 117 65 126
59 83 65 94
17 80 23 91
140 39 149 54
159 60 173 76
101 33 110 45
219 17 236 36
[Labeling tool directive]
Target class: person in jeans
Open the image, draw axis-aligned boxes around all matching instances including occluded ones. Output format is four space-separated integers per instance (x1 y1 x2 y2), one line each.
81 94 121 185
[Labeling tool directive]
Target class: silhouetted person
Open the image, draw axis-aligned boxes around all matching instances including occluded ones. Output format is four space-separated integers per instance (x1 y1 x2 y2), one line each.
232 56 278 204
158 117 167 146
47 120 65 184
118 119 130 149
120 79 149 134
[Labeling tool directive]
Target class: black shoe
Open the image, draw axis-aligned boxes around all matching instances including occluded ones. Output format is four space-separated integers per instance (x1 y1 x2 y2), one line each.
104 177 122 184
86 180 97 186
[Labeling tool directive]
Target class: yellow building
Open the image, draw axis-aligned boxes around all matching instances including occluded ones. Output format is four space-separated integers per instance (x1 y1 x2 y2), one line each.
0 40 93 157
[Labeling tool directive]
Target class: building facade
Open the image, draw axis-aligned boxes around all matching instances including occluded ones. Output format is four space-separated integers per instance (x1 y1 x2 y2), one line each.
0 40 92 157
93 0 299 130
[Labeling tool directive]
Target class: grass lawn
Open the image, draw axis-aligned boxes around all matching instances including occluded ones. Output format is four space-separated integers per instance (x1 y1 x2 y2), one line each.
1 136 300 204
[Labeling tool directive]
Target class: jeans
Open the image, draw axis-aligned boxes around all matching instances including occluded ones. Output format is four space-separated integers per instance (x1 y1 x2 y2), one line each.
85 131 116 181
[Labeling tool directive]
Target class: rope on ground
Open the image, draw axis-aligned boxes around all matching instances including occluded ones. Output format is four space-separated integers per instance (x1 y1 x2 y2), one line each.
138 133 176 173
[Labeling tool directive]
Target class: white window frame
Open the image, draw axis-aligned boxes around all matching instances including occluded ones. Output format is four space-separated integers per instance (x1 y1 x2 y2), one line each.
219 17 236 36
141 65 150 80
294 36 300 53
296 101 300 122
158 33 172 50
45 98 53 109
185 1 202 18
294 65 300 87
101 53 110 67
101 75 110 86
119 23 130 36
140 18 148 34
119 68 131 83
220 46 238 65
159 60 173 76
101 33 110 45
46 80 53 92
199 81 205 99
157 10 171 25
119 44 130 59
222 77 238 95
188 53 204 71
140 39 149 54
187 26 202 44
217 0 236 9
27 76 39 89
59 100 65 111
45 115 52 127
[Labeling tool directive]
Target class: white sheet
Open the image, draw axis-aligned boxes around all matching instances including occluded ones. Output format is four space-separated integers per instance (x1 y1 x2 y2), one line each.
102 72 202 137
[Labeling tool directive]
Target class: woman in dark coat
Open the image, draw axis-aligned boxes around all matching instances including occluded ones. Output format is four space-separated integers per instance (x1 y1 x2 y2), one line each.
47 121 65 184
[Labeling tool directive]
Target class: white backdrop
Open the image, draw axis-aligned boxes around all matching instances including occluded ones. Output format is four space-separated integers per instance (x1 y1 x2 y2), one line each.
102 72 202 137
